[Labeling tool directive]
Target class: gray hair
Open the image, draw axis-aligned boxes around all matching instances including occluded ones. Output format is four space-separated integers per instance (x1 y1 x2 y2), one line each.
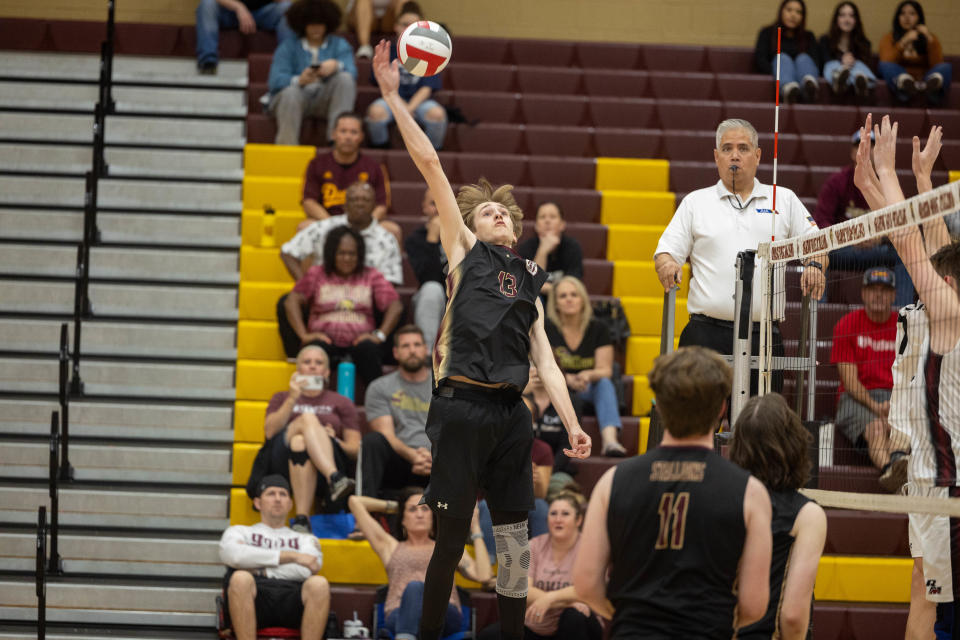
716 119 759 150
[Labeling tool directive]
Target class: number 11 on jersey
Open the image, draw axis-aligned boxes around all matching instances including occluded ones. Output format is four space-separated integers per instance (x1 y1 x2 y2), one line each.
655 491 690 550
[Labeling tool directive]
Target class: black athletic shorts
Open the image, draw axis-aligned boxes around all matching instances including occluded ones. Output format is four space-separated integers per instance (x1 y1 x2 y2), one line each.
423 381 534 519
223 569 304 629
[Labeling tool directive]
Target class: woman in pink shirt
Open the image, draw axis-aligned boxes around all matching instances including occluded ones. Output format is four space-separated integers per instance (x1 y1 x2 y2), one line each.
284 226 403 385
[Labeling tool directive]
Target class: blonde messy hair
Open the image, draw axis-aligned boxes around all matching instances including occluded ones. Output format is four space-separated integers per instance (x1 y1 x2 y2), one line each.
456 177 523 241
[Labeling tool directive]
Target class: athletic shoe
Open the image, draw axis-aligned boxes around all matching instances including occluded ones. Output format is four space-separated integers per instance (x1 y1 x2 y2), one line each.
291 514 312 534
782 82 800 104
897 73 918 97
356 44 374 59
328 472 356 502
832 67 850 94
854 74 870 98
879 455 909 493
602 442 628 457
802 75 819 102
925 72 944 98
197 62 218 75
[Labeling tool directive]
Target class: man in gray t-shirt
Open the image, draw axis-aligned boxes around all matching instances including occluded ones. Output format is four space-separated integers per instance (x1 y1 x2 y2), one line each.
360 325 433 497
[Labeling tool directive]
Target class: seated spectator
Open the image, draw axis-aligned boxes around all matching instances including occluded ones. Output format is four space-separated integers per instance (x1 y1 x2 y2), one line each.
365 3 447 150
819 2 876 98
361 325 433 499
478 492 602 640
517 202 583 297
347 491 492 638
196 0 294 75
345 0 405 60
754 0 821 103
220 475 330 640
830 267 904 490
404 188 446 347
267 0 356 146
260 345 359 532
545 276 626 457
282 226 403 382
281 180 402 285
813 130 913 307
878 1 951 105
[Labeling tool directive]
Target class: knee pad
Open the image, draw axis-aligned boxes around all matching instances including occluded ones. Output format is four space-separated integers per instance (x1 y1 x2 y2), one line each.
289 449 309 466
493 521 530 598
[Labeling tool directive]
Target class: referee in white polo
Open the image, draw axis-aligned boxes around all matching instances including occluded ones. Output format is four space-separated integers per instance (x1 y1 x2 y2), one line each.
654 118 827 393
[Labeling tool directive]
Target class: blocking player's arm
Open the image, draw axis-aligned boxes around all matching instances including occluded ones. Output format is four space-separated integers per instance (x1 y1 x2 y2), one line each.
371 41 473 270
913 125 950 256
572 467 615 620
530 298 591 459
778 502 827 640
735 476 772 628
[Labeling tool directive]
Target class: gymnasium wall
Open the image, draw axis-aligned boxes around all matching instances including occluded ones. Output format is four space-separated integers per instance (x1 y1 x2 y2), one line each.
2 0 959 55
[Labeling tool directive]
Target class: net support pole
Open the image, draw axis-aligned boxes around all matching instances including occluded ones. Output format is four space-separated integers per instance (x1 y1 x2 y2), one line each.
805 298 818 422
731 250 757 426
648 287 677 449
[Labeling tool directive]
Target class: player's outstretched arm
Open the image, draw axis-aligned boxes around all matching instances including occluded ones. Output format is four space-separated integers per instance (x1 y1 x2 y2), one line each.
572 468 615 620
777 502 826 640
371 41 473 268
853 113 887 212
530 298 591 459
735 476 772 628
913 125 950 255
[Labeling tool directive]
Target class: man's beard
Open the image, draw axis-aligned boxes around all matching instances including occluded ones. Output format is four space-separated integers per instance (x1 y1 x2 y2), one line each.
399 355 426 373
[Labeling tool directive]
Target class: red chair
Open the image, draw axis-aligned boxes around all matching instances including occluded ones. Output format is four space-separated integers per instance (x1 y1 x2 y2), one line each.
216 595 301 639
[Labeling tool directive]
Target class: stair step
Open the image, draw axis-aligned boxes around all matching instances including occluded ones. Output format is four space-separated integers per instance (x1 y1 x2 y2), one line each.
0 144 244 181
0 399 233 443
0 279 238 321
0 357 235 399
0 629 217 640
0 176 241 212
0 209 241 247
0 318 236 360
0 244 239 284
0 531 220 566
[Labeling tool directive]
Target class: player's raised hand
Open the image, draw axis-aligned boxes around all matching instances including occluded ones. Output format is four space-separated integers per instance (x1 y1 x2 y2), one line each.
853 114 885 210
564 425 592 459
912 125 943 182
372 40 400 97
873 114 898 176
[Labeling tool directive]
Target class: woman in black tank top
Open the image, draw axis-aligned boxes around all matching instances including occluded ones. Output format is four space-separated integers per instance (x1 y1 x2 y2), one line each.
730 394 827 639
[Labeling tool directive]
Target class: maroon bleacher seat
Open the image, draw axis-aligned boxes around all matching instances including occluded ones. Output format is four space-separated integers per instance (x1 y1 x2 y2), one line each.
662 130 715 162
527 157 595 189
801 134 852 168
513 188 601 224
823 510 908 556
848 606 913 640
811 606 847 640
457 153 528 185
0 18 48 50
642 45 707 72
115 24 181 56
520 95 589 127
565 223 607 260
941 140 960 169
792 104 859 136
524 125 593 157
582 70 650 98
451 36 511 64
446 63 516 93
511 40 576 68
451 91 519 124
581 259 612 295
516 66 583 95
246 82 268 111
755 132 801 165
576 42 643 70
809 166 839 197
588 97 658 129
724 101 797 134
49 21 106 53
668 161 718 193
384 150 460 183
754 164 810 197
825 269 866 306
655 100 723 131
715 73 774 103
248 52 272 83
928 108 960 133
648 71 717 101
594 128 663 158
389 182 426 216
452 123 525 155
705 47 755 74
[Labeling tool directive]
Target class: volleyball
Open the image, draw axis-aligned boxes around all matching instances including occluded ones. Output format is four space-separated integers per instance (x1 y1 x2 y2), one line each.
397 20 452 77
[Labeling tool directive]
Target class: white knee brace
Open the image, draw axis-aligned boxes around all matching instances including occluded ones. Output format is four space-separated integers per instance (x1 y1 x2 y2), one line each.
493 521 530 598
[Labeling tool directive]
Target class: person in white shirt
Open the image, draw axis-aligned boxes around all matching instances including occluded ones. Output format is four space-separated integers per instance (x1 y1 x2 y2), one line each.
654 118 827 392
220 475 330 640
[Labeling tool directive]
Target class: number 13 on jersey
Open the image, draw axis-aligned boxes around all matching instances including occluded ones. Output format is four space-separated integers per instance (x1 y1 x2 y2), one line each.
655 491 690 550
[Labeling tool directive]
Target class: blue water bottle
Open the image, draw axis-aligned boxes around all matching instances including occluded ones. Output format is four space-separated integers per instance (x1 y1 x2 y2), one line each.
337 355 356 402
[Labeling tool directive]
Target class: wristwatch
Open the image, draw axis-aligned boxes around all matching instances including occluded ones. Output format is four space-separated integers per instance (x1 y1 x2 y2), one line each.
373 329 387 342
804 260 823 271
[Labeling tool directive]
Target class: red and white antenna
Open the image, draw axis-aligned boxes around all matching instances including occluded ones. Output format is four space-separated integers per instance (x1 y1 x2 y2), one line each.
771 27 782 242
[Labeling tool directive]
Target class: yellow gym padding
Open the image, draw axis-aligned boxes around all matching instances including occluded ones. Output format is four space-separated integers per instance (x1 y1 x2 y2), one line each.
621 296 688 338
317 539 483 588
243 176 304 211
626 336 680 377
236 359 296 401
235 400 268 443
950 171 960 183
238 320 286 361
814 556 911 603
241 209 305 248
244 144 315 178
606 224 669 261
638 417 650 454
240 246 294 283
239 281 291 321
595 158 669 192
631 375 653 416
233 442 261 486
613 261 689 298
600 190 675 226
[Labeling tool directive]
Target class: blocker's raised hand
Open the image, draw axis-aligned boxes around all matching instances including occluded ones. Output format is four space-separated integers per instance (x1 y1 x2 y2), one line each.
372 40 400 97
912 125 943 183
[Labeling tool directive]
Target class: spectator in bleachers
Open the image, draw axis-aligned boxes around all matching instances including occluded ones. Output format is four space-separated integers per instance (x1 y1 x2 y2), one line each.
819 2 876 98
517 202 584 297
813 130 913 307
364 3 448 151
260 345 359 531
346 0 405 60
220 475 330 640
361 325 433 499
878 1 951 105
544 276 626 457
754 0 822 104
196 0 294 75
347 490 492 638
281 226 403 381
405 188 447 348
523 364 570 468
830 267 903 490
267 0 357 145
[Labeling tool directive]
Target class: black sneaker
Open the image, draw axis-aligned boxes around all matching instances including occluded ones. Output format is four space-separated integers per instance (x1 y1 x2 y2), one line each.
925 72 944 98
832 67 850 94
897 73 917 97
802 75 819 102
783 82 800 104
197 62 218 75
328 472 356 502
291 514 312 534
854 73 870 98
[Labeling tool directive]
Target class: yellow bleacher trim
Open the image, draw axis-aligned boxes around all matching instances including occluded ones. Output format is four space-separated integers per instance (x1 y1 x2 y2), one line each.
626 336 680 377
239 281 291 321
814 556 911 603
600 190 675 226
620 296 688 338
233 442 261 486
238 320 286 361
605 224 668 261
235 400 268 443
595 158 669 192
237 359 296 401
244 144 315 178
949 171 960 183
243 176 304 211
631 375 652 416
613 261 689 298
242 209 307 248
240 246 294 283
638 417 649 454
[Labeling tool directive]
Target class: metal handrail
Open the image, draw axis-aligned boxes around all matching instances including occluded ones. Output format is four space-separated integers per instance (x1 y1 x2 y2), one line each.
36 506 47 640
48 411 63 575
59 324 74 481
